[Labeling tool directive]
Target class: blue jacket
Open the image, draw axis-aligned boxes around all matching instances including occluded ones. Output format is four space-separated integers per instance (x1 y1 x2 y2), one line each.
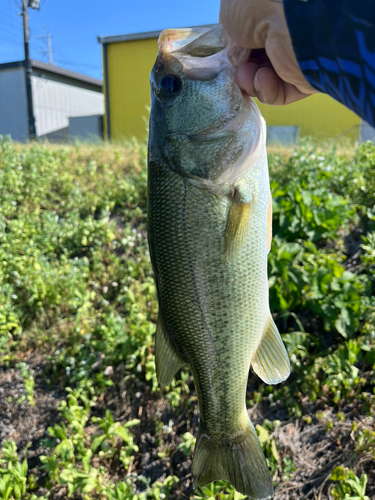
284 0 375 127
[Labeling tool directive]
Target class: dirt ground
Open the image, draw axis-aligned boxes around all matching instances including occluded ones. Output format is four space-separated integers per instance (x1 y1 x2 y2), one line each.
1 359 374 500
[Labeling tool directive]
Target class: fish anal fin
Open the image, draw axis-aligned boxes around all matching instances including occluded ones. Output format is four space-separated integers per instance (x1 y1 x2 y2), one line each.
251 313 290 385
267 193 272 254
192 417 274 499
223 189 252 263
155 314 184 386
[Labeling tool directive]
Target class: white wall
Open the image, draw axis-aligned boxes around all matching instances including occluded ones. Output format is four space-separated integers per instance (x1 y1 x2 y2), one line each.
360 119 375 143
31 75 104 139
0 67 28 142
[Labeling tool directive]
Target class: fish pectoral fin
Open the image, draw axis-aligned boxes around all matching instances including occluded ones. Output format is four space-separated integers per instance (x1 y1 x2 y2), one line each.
155 313 184 386
251 313 290 385
223 189 252 263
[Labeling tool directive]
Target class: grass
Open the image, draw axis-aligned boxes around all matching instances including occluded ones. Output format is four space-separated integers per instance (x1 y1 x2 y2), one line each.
0 135 374 499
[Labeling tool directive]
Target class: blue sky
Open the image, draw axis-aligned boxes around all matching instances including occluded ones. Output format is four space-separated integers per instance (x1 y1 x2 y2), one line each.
0 0 220 80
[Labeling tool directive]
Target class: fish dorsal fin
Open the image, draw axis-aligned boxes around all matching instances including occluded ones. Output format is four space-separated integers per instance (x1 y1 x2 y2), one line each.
155 313 184 386
251 313 290 385
267 193 273 254
223 189 252 263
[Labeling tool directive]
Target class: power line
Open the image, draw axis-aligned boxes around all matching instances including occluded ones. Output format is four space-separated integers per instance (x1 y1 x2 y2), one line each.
0 10 17 23
8 0 22 39
53 58 102 70
0 27 23 43
0 22 23 41
0 5 23 43
52 42 102 71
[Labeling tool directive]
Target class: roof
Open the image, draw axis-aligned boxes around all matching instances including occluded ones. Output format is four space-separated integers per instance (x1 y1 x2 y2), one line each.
97 24 217 45
0 59 102 88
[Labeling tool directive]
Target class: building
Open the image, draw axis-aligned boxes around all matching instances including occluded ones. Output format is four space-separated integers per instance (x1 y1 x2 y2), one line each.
0 60 104 142
99 27 370 144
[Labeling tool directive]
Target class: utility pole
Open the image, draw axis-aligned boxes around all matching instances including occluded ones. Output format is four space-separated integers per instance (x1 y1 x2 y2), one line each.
22 0 36 139
37 27 54 65
46 27 53 65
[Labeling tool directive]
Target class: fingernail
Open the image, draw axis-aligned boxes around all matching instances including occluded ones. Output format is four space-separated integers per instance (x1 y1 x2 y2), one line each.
254 73 261 93
254 73 266 102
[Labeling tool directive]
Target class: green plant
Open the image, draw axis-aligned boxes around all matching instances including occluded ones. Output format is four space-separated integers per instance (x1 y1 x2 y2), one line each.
330 466 370 500
256 420 280 476
176 432 196 457
147 475 179 500
3 138 375 498
105 476 147 500
59 465 104 498
91 410 140 470
0 441 28 500
193 481 246 499
16 362 35 406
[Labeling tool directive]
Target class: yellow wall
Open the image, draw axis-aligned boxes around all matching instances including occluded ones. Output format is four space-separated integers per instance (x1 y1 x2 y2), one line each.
256 94 360 141
104 37 360 142
106 38 158 141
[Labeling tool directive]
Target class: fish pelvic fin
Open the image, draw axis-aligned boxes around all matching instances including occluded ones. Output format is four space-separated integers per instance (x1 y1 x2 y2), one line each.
251 313 290 385
155 313 184 386
192 417 274 500
223 189 252 263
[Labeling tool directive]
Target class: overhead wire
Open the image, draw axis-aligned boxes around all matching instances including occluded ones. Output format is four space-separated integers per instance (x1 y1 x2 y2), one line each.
7 0 22 34
52 41 102 72
0 6 22 41
53 58 102 70
0 21 23 41
0 27 23 44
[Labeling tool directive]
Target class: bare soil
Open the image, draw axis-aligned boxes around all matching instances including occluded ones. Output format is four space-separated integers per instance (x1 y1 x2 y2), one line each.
1 359 374 500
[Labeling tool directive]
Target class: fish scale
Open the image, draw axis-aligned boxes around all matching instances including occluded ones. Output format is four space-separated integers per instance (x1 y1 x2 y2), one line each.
149 156 270 433
148 25 291 500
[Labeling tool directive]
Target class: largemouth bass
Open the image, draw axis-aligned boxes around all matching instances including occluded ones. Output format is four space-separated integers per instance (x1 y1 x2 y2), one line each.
147 25 290 500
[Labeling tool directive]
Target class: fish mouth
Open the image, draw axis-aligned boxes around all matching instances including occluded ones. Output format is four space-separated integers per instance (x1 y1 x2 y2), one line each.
157 25 250 81
158 27 215 54
158 25 227 56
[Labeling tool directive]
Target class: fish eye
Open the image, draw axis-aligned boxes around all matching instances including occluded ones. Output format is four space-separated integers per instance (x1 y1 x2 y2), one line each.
156 75 182 100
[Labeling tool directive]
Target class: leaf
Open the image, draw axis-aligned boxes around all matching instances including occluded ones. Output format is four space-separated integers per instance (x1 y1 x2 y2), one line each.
256 425 269 446
271 439 279 462
21 457 28 477
91 434 106 453
330 466 347 481
124 419 141 428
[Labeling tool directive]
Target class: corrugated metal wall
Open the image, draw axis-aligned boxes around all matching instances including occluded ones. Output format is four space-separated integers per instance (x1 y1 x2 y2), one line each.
32 76 104 140
0 67 28 142
104 37 360 142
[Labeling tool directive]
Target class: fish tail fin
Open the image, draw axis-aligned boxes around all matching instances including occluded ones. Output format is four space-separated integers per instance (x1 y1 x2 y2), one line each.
192 417 274 500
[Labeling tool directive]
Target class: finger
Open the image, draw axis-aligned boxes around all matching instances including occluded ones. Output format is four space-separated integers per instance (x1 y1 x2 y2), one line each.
254 66 313 105
254 66 283 104
236 63 259 96
237 64 314 106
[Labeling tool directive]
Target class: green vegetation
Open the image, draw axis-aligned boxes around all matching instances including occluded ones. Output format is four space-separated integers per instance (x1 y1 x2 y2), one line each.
0 136 374 499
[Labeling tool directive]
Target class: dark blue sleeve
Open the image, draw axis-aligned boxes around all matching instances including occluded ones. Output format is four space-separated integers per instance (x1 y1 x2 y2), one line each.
283 0 375 127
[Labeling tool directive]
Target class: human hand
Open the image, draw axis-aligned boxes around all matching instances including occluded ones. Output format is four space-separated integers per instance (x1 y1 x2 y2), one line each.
220 0 317 105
